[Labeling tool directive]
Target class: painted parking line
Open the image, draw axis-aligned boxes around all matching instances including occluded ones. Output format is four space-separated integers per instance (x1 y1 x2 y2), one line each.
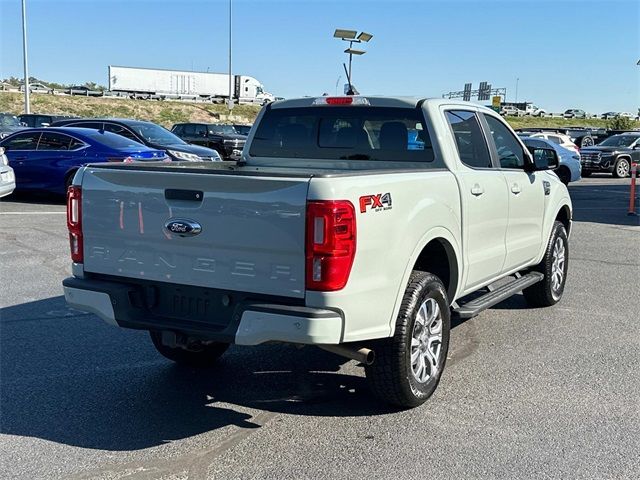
0 211 66 215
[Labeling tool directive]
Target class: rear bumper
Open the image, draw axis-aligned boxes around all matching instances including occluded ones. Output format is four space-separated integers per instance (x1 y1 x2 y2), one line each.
63 276 343 345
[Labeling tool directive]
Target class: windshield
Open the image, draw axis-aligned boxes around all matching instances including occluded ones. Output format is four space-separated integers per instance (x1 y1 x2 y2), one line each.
210 125 238 135
129 123 187 145
599 135 638 147
250 106 441 164
0 114 20 127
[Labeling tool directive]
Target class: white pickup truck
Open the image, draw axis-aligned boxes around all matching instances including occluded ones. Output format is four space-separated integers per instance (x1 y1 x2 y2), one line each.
63 96 572 407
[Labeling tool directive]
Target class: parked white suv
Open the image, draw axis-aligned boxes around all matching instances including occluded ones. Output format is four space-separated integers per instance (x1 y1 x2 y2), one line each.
63 97 572 408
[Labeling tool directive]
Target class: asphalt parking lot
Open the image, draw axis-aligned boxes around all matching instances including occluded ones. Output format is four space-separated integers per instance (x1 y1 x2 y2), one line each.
1 176 638 480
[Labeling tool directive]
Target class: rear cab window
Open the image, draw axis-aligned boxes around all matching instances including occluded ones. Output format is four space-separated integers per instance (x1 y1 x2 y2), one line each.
249 106 441 165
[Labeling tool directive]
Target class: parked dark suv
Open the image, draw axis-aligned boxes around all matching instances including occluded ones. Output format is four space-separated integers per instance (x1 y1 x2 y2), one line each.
50 118 221 161
580 133 640 178
19 114 76 128
171 123 247 160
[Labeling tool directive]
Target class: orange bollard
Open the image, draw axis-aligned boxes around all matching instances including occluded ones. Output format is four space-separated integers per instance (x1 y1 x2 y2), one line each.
629 162 637 216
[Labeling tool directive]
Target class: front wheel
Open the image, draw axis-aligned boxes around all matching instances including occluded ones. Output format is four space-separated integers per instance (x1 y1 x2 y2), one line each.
556 166 571 185
150 331 229 367
523 221 568 307
613 158 630 178
366 271 450 408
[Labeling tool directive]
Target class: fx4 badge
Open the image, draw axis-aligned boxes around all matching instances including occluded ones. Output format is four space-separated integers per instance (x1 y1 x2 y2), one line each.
359 193 392 213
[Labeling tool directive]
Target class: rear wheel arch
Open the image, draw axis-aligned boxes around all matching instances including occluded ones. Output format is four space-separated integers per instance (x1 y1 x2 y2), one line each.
412 237 459 304
555 204 572 236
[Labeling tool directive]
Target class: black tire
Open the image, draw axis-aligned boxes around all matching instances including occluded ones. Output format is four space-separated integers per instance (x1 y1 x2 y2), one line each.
556 166 571 185
523 221 568 307
150 330 229 367
64 170 77 194
612 158 630 178
365 271 450 408
581 170 592 177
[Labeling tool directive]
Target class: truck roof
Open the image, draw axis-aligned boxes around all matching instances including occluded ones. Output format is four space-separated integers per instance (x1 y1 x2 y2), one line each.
270 96 497 113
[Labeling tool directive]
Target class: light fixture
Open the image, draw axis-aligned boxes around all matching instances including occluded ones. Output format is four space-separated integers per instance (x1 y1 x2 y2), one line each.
357 32 373 42
334 29 357 39
344 48 366 55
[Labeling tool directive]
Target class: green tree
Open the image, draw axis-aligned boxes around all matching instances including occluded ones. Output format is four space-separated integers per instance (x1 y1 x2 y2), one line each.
607 116 634 131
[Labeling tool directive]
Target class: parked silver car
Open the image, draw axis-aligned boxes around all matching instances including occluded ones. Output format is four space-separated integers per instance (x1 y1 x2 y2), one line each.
0 147 16 198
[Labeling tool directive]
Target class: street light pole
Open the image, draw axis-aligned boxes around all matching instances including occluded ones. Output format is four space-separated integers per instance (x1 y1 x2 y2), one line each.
515 77 519 104
333 29 372 95
21 0 30 114
228 0 233 111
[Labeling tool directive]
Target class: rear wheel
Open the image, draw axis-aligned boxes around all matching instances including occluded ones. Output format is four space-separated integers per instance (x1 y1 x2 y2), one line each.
613 158 630 178
365 271 450 408
523 221 568 307
64 170 77 194
150 331 229 367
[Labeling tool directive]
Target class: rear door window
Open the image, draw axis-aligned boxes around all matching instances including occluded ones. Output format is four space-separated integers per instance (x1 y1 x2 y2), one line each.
250 106 438 164
194 124 207 137
37 132 73 150
3 132 41 150
445 110 493 169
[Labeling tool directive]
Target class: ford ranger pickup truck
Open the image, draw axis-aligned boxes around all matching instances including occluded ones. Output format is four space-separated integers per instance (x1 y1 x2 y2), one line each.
63 97 572 408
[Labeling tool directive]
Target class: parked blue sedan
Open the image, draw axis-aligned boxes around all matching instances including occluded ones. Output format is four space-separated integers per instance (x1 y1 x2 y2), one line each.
519 135 582 184
0 127 168 194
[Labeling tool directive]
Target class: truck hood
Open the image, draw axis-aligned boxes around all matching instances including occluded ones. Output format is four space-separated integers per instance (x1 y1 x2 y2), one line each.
152 142 220 157
581 146 631 154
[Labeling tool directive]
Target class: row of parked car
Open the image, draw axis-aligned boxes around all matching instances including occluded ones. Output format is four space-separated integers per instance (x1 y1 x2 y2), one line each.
1 109 638 198
500 106 638 120
0 112 255 196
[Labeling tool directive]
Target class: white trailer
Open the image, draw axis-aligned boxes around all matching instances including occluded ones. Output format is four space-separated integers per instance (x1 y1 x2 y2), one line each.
108 66 274 104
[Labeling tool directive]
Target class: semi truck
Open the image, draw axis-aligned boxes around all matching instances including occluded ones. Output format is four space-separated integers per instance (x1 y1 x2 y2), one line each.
108 66 275 105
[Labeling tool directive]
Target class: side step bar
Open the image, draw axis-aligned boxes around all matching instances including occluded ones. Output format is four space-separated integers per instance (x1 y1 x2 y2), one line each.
453 272 544 319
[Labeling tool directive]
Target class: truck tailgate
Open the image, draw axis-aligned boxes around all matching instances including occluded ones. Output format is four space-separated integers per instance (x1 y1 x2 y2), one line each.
80 167 309 298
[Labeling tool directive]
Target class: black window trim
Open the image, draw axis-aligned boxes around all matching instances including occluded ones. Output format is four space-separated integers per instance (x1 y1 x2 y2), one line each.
443 108 498 171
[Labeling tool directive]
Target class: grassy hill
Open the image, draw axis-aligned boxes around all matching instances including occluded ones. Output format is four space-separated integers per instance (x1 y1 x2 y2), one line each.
0 92 261 127
1 91 638 130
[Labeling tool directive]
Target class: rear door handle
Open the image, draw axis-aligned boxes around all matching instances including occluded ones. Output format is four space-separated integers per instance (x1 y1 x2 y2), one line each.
511 183 521 195
471 184 484 196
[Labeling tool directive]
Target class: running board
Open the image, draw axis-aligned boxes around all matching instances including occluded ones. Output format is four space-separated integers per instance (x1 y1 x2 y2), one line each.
453 272 544 319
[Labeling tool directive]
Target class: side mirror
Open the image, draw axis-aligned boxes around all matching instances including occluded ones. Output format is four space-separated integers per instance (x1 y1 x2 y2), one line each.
526 146 559 171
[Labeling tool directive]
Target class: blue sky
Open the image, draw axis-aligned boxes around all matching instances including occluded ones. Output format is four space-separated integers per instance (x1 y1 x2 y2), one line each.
1 0 638 113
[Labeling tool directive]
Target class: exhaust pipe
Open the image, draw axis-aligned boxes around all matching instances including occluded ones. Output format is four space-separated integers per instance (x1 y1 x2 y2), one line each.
319 344 375 365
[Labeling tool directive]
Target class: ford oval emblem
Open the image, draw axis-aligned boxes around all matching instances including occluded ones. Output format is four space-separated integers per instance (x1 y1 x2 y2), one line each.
164 219 202 237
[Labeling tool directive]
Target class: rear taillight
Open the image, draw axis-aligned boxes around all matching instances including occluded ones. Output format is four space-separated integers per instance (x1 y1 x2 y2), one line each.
305 200 356 291
66 186 83 263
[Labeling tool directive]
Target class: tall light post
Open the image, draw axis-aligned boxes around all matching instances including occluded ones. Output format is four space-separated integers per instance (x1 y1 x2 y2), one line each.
333 29 372 95
515 77 519 104
228 0 233 111
21 0 30 114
